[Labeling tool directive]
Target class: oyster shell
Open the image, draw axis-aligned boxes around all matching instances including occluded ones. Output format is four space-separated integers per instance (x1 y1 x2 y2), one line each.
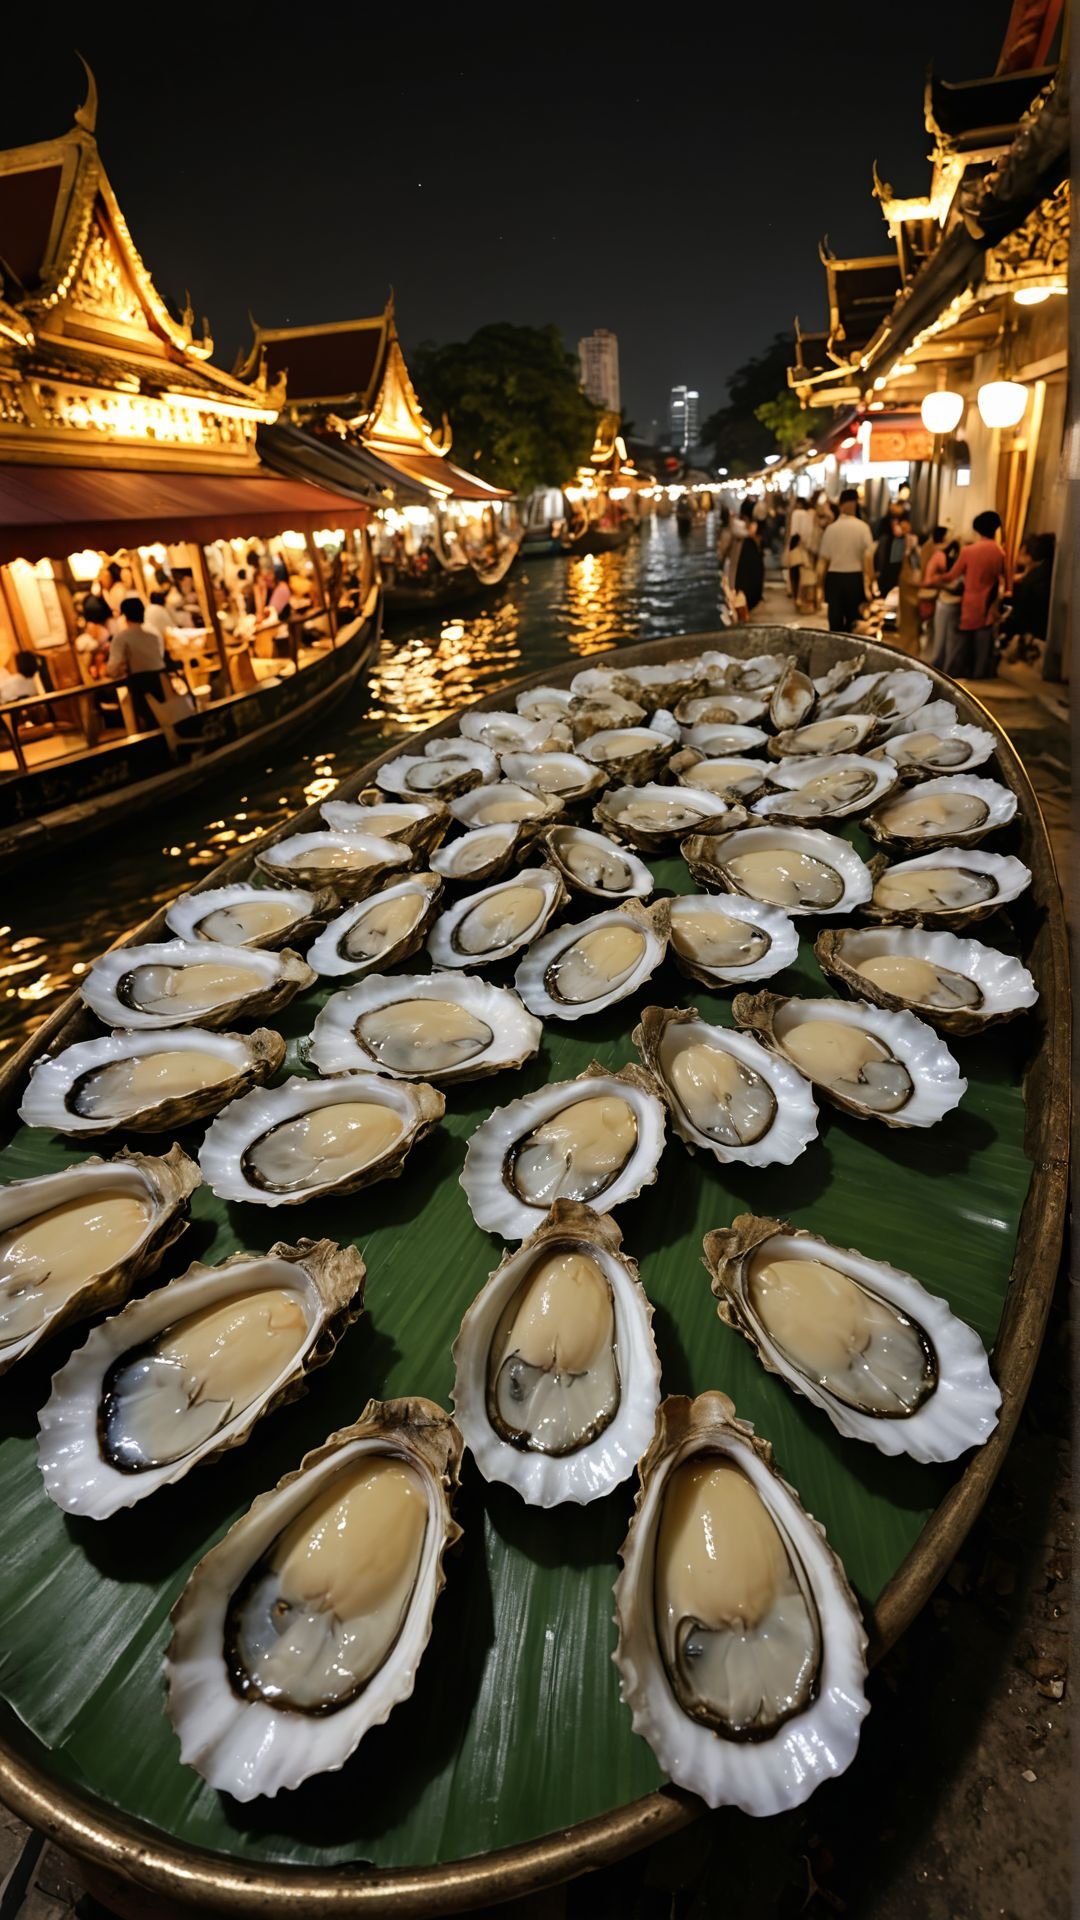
671 751 768 804
320 794 449 853
768 712 879 759
682 824 872 917
751 755 897 824
679 721 769 758
516 684 574 723
255 829 412 899
879 722 996 778
459 709 564 754
577 726 675 786
719 651 795 693
612 1391 868 1813
375 738 497 798
668 895 799 989
539 825 653 902
38 1238 366 1516
568 691 647 741
864 848 1032 927
880 696 958 741
200 1073 444 1206
426 866 568 969
633 1005 818 1168
308 972 542 1082
812 651 866 698
460 1061 667 1239
81 941 314 1031
306 875 443 978
704 1215 1000 1461
451 1200 660 1505
19 1027 285 1136
514 900 669 1022
863 775 1017 851
819 666 932 725
769 661 816 732
165 1396 462 1800
674 692 768 728
447 780 564 831
814 926 1038 1035
732 990 966 1128
616 662 709 711
0 1146 199 1372
594 783 746 851
165 884 333 951
430 821 531 884
499 750 606 804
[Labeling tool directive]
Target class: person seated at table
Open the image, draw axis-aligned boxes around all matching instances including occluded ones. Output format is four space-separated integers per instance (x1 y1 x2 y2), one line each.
144 590 173 645
106 597 167 729
0 650 42 703
76 596 114 682
254 562 291 628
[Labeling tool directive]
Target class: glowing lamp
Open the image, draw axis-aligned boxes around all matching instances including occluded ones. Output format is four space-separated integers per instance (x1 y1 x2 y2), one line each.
977 381 1028 430
764 454 781 466
920 390 964 435
1013 286 1050 306
68 549 102 581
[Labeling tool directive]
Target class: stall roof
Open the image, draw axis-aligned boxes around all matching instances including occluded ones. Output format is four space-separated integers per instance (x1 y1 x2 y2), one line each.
372 449 511 502
240 316 389 408
257 421 431 507
0 467 370 564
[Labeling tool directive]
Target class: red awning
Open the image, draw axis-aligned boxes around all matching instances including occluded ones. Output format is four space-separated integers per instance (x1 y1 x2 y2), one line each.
371 448 511 502
0 465 371 563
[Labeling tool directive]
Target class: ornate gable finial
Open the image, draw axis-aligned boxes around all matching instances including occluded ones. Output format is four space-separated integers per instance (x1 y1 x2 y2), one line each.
74 52 99 133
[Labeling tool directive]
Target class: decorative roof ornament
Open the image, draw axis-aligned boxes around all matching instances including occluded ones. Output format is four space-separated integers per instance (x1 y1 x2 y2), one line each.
74 52 99 135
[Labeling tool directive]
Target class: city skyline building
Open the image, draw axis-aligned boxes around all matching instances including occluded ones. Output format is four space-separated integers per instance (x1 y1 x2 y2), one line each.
578 329 621 413
669 384 700 452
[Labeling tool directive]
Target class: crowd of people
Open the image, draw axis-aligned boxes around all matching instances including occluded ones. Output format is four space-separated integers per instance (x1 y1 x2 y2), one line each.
717 487 1055 680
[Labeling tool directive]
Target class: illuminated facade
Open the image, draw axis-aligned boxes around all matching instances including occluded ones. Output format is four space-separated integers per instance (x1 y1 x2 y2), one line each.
578 331 621 413
669 386 699 453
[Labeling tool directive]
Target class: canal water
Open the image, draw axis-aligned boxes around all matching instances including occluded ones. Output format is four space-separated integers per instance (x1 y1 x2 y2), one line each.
1 516 724 1065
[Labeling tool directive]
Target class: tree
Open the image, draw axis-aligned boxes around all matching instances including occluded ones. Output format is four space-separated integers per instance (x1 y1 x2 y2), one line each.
411 324 598 496
700 330 812 473
755 389 830 455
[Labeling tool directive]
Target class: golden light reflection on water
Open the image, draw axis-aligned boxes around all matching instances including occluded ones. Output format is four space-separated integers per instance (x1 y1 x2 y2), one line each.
0 520 726 1062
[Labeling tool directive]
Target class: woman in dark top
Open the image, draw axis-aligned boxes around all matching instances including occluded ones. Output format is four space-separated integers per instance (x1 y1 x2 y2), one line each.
998 533 1054 659
734 520 765 612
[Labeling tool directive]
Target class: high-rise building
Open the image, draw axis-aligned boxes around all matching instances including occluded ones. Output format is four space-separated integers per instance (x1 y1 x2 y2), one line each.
669 385 700 452
578 330 621 413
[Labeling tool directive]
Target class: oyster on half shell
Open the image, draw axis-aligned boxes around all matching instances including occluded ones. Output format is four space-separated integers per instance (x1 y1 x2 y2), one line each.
306 875 443 979
460 1061 667 1240
814 925 1038 1035
732 990 966 1128
752 755 896 824
426 866 567 970
864 848 1032 927
768 712 879 760
430 821 532 885
863 775 1017 851
166 884 334 951
539 825 653 902
769 660 816 732
255 830 412 900
451 1200 661 1505
448 780 564 832
200 1074 444 1206
18 1027 285 1136
577 726 675 787
594 783 745 850
81 940 314 1031
612 1391 868 1814
668 895 799 989
0 1146 199 1373
320 794 449 853
166 1396 462 1800
514 899 669 1023
682 825 872 917
376 739 497 798
704 1215 1000 1462
38 1238 366 1516
309 972 542 1082
633 1005 818 1168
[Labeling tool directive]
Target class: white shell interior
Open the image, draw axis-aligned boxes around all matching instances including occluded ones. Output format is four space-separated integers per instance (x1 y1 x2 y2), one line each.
308 972 542 1081
648 1014 819 1167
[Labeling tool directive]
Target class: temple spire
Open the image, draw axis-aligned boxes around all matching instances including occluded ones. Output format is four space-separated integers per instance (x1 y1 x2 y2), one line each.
74 52 98 134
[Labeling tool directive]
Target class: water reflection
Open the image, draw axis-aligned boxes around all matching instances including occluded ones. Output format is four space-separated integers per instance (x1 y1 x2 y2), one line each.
0 518 722 1064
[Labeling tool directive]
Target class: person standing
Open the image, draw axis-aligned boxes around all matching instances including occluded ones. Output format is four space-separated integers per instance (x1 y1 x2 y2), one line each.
106 596 167 729
937 511 1007 678
819 488 874 633
786 498 817 602
143 590 173 645
734 518 765 616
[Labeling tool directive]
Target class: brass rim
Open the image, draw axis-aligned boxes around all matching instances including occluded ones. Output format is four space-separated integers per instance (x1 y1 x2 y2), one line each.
0 628 1069 1915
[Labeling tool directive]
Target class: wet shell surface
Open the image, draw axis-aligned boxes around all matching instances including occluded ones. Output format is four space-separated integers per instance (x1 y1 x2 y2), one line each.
732 991 966 1128
375 739 497 798
499 750 607 804
577 727 675 786
308 972 542 1082
515 684 574 723
320 796 449 853
81 941 314 1031
675 692 768 727
668 895 799 989
864 847 1032 926
719 652 795 694
671 751 767 804
769 661 816 732
633 1005 818 1168
879 723 996 777
539 825 653 901
568 692 647 741
37 1239 366 1517
752 755 897 824
199 1073 444 1206
679 721 769 759
18 1027 285 1136
429 821 530 885
814 926 1038 1035
612 1391 868 1814
447 780 564 831
165 1396 462 1800
863 775 1017 851
0 1146 199 1372
306 875 444 979
451 1201 661 1505
682 825 872 917
460 1061 667 1240
165 884 333 951
459 709 563 755
255 830 412 899
704 1216 1000 1462
819 667 933 725
514 900 669 1023
426 866 568 969
768 712 879 760
594 783 745 850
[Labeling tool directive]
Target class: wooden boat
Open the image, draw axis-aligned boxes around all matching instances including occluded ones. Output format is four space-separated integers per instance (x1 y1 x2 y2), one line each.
561 520 633 556
0 594 382 875
381 529 523 621
0 626 1067 1918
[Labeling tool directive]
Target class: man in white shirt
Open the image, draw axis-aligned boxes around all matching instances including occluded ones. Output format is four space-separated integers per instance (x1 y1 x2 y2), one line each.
787 499 817 600
144 591 173 644
819 488 875 632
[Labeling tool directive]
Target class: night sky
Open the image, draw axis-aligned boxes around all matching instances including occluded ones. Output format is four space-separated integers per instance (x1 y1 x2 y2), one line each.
6 7 1014 432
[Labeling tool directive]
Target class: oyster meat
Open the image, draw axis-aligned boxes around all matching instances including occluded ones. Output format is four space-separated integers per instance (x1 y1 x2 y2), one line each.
732 990 966 1128
320 796 448 853
18 1027 285 1136
683 825 872 916
306 875 443 978
668 895 799 988
594 783 744 850
448 780 563 831
426 866 567 969
864 776 1016 850
81 940 314 1031
38 1238 366 1516
199 1073 444 1206
752 755 896 823
499 750 606 803
865 848 1032 926
430 821 529 884
309 971 542 1082
577 727 675 786
255 830 412 899
540 825 653 901
452 1201 660 1505
881 724 996 776
633 1004 818 1168
814 926 1038 1035
376 739 497 798
166 883 333 950
769 712 878 759
514 900 669 1022
166 1396 462 1799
